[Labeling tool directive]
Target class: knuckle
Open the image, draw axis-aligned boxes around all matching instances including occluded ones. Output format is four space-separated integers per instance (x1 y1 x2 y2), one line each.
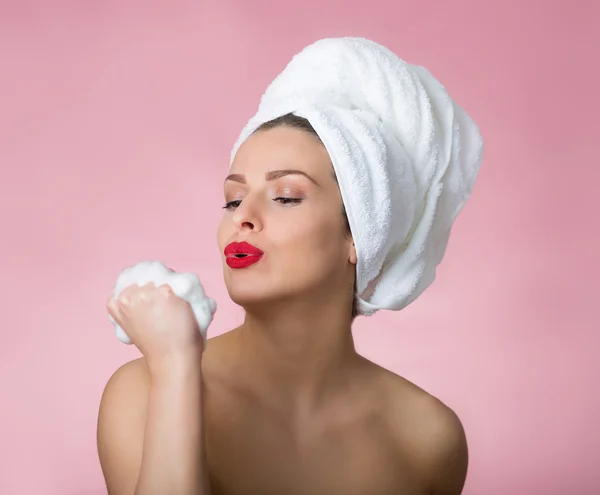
107 297 118 313
157 284 173 296
118 293 132 305
118 284 139 305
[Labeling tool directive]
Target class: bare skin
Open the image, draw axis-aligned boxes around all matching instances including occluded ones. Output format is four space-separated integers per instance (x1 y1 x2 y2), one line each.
98 331 467 495
204 329 467 495
98 125 468 494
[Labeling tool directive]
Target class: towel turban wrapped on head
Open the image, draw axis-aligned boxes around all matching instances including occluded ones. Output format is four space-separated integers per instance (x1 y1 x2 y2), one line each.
230 37 484 316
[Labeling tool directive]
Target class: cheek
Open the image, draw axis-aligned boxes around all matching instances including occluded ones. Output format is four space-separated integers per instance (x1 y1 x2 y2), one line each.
271 212 344 256
216 217 231 249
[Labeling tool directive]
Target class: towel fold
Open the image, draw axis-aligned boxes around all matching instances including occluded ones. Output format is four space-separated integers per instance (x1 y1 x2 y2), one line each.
231 37 484 316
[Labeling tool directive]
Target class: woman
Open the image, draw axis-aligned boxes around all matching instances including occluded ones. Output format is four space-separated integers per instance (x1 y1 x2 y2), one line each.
98 38 483 495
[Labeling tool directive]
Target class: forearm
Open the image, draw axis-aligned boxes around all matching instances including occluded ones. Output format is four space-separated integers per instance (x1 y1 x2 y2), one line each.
135 353 210 495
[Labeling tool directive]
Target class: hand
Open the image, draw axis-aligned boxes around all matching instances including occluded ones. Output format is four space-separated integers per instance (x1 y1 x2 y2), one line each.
107 282 203 371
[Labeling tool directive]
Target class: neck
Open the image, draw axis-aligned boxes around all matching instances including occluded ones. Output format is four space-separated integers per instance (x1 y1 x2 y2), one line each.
232 296 359 412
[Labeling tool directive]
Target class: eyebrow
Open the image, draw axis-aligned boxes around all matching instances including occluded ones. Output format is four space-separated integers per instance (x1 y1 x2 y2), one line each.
224 169 320 186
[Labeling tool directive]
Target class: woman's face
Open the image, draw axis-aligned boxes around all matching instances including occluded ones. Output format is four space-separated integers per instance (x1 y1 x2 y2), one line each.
217 126 356 309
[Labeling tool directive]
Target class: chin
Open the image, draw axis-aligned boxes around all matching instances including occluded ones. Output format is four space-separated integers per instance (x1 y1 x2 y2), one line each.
227 288 281 311
223 273 271 306
225 276 303 309
222 261 332 309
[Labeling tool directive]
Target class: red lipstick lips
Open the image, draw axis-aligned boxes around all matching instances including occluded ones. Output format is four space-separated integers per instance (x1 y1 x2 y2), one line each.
224 241 264 269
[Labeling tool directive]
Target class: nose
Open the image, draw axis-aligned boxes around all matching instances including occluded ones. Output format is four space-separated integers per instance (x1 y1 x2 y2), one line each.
231 195 263 233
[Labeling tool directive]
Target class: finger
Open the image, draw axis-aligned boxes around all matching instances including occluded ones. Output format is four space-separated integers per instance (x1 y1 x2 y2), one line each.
157 283 174 297
119 283 144 304
107 296 122 321
116 287 132 305
139 282 156 295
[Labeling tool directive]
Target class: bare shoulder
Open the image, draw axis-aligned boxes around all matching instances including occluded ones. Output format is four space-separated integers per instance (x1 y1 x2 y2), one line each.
374 366 469 495
97 358 150 494
98 358 151 419
380 369 465 440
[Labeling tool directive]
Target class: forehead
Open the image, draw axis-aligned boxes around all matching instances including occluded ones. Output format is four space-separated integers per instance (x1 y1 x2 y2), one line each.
230 126 332 175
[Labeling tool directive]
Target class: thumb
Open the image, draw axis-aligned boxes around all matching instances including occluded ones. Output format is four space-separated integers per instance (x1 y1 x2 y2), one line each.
107 296 133 346
107 296 123 325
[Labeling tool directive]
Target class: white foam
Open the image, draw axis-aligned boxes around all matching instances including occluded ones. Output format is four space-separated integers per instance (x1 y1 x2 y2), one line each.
108 260 217 348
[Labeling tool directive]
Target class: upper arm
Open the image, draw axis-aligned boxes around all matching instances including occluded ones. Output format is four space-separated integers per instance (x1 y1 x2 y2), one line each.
389 391 469 495
97 358 150 495
419 405 469 495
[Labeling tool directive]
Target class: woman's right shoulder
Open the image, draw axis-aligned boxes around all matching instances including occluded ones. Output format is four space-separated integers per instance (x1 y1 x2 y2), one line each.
97 358 151 452
105 357 150 385
99 358 150 412
97 358 149 491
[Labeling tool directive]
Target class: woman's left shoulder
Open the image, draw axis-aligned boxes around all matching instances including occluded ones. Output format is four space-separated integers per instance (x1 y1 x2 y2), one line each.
377 368 465 440
376 368 469 493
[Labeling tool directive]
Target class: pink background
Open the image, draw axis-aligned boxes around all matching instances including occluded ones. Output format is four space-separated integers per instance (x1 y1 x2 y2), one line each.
1 1 598 494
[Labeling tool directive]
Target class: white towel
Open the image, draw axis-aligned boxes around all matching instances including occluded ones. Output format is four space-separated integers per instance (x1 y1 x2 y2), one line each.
230 37 484 316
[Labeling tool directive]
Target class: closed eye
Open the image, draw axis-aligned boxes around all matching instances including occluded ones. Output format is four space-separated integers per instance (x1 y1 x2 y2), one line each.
273 197 302 205
222 198 302 210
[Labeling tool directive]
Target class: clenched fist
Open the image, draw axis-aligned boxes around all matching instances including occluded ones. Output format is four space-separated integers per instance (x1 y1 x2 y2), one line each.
107 261 217 370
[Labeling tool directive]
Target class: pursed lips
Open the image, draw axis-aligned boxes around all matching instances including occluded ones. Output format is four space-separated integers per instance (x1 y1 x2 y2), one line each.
224 241 264 258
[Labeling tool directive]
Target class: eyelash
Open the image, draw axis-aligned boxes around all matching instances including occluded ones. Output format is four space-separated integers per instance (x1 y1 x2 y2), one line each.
222 198 303 210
